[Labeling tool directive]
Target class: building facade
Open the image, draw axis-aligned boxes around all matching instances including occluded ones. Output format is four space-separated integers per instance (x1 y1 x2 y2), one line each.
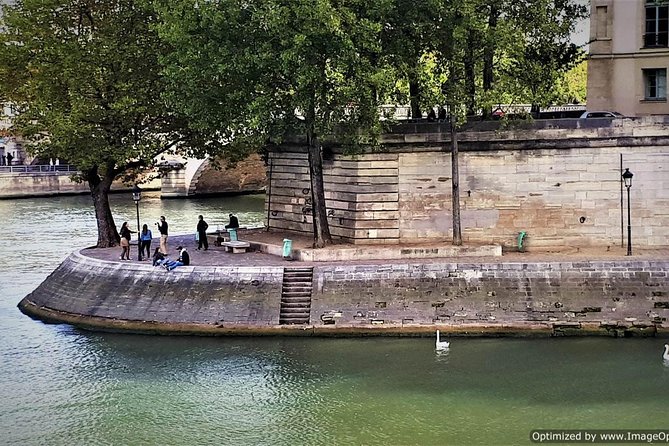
588 0 669 116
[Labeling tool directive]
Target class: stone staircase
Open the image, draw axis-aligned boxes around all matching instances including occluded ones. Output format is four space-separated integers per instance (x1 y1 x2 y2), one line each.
279 267 313 325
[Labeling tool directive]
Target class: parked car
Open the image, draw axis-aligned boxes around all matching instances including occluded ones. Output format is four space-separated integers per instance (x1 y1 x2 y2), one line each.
579 111 625 118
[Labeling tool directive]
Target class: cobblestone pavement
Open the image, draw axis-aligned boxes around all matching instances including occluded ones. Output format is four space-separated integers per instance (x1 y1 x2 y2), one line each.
83 229 669 267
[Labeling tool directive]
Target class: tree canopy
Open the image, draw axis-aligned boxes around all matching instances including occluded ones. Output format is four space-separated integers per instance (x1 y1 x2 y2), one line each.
0 0 217 247
1 0 589 248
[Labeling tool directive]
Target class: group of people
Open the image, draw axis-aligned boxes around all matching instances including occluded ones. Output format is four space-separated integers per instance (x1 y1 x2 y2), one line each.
427 106 448 122
1 153 14 166
118 213 240 270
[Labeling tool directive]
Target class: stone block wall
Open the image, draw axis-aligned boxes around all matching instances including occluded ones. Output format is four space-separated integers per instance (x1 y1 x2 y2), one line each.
267 117 669 249
311 260 669 335
19 251 669 336
23 252 285 327
267 149 401 243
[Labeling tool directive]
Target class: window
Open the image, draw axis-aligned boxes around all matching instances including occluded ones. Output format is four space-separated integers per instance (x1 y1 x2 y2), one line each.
645 0 668 47
643 68 667 100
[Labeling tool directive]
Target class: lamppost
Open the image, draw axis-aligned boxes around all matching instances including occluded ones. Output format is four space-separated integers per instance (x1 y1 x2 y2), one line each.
622 168 633 256
132 185 142 261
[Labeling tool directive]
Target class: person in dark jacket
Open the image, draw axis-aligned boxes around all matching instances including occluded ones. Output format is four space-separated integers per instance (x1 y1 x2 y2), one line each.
196 215 209 251
152 247 166 266
156 216 168 254
225 213 239 229
119 221 134 260
163 246 190 271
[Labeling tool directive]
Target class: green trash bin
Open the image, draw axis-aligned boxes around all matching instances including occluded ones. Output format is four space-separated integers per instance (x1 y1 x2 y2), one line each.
282 239 292 259
229 228 238 241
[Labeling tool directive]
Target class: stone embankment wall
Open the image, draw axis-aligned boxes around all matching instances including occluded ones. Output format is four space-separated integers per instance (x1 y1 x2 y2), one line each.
19 252 669 337
0 171 161 199
267 116 669 249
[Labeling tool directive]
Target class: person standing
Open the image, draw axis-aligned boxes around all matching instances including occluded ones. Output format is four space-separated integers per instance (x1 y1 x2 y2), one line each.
140 224 152 259
156 216 168 254
6 153 13 166
119 222 133 260
196 215 209 251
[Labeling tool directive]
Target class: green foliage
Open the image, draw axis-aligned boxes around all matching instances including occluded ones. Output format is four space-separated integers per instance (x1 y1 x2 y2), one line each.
156 0 390 152
0 0 209 183
554 60 588 104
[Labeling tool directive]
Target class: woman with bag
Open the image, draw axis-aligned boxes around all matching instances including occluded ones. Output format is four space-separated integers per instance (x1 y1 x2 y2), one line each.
119 222 134 260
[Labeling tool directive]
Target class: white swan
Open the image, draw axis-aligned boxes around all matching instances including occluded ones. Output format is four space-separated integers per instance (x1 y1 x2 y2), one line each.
663 344 669 361
436 330 450 350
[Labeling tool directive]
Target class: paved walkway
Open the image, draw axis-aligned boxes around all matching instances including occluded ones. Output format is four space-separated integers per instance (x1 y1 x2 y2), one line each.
82 229 669 266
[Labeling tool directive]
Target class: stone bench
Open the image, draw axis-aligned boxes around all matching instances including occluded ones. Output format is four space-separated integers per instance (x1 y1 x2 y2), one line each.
221 241 251 254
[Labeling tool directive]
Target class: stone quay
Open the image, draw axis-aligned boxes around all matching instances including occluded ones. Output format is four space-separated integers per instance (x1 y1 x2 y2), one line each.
17 231 669 338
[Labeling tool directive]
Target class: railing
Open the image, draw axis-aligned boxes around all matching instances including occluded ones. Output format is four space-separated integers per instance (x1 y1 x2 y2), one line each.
0 164 78 174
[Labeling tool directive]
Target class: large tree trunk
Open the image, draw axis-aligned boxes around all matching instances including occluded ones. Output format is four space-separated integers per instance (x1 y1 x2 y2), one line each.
409 73 421 119
465 30 476 116
482 3 499 119
450 114 462 246
305 98 332 249
87 165 119 248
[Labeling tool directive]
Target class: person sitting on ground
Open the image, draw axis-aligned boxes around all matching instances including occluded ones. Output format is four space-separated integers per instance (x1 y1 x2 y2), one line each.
163 246 190 271
152 247 166 266
225 213 239 229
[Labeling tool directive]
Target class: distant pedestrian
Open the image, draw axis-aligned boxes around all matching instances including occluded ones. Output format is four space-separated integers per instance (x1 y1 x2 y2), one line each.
1 155 5 166
196 215 209 250
225 213 239 229
163 246 190 271
427 108 436 122
6 153 13 166
140 224 152 258
438 106 447 121
119 222 134 260
156 216 168 254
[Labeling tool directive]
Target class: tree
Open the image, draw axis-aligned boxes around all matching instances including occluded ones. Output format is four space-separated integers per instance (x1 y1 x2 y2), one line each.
0 0 212 247
157 0 390 248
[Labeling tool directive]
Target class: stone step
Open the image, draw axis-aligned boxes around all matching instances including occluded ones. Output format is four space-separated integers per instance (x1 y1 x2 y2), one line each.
280 308 311 315
281 297 312 304
279 316 310 325
281 288 312 294
279 302 311 309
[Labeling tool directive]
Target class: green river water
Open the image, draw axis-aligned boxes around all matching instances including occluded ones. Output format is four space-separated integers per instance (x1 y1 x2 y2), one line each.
0 192 667 446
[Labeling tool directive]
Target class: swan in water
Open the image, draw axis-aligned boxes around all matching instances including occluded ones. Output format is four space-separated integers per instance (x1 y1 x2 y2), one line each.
663 344 669 362
436 330 450 350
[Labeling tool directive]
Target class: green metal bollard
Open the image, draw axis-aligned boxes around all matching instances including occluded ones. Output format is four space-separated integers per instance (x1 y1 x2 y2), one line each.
229 228 238 241
518 231 527 252
282 239 292 259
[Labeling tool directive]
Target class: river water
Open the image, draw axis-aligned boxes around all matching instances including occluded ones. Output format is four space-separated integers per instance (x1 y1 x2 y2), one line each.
1 192 668 446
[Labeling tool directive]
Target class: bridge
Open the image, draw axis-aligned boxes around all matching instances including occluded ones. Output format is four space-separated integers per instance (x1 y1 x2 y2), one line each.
0 154 266 199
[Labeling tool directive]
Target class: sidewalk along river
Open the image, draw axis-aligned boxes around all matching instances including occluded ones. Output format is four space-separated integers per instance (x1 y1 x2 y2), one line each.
1 193 668 445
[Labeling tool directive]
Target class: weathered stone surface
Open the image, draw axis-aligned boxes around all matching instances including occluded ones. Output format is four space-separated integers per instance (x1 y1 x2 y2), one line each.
268 117 669 249
18 250 669 337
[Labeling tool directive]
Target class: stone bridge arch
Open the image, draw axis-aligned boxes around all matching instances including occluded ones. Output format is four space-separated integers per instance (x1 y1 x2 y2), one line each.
159 155 267 198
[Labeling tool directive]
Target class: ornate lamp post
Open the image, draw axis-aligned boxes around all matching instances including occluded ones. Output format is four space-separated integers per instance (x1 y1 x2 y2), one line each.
622 168 633 256
132 185 142 261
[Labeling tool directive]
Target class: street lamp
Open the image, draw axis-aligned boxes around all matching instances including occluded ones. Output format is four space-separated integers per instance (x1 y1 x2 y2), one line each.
132 184 142 261
622 168 633 256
